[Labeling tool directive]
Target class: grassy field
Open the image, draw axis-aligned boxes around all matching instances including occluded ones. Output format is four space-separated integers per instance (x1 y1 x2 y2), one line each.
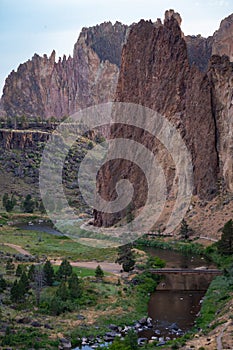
52 264 110 277
0 225 117 262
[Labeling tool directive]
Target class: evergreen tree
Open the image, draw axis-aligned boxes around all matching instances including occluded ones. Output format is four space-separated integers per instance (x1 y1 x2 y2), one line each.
10 280 20 302
218 219 233 255
39 201 46 214
15 264 23 277
56 281 69 301
6 117 13 129
2 193 16 212
2 193 8 208
115 244 135 272
57 259 72 281
21 115 28 129
10 278 27 302
19 271 30 294
95 265 104 280
11 194 17 207
49 296 63 316
43 260 54 286
5 199 14 212
23 194 35 213
33 264 44 306
180 219 191 240
0 277 7 292
5 259 15 275
28 264 35 281
68 273 82 299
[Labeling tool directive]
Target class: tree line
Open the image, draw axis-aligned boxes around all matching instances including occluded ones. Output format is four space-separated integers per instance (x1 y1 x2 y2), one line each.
2 259 105 316
2 193 44 213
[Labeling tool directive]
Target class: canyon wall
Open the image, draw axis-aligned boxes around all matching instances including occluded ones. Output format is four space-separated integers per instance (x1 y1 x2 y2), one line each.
0 11 233 228
1 22 128 119
185 13 233 71
209 55 233 192
94 10 233 227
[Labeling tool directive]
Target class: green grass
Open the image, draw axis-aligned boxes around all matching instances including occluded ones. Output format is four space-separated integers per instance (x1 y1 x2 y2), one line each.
53 265 107 277
0 327 59 349
0 243 20 254
0 226 117 261
195 275 233 332
136 236 206 256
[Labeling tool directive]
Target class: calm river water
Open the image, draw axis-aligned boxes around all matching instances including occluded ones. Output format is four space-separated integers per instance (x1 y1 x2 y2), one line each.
18 223 214 348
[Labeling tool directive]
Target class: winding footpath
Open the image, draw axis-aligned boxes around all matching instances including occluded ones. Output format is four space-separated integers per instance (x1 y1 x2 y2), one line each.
216 320 231 350
51 260 121 274
2 243 32 255
2 243 121 274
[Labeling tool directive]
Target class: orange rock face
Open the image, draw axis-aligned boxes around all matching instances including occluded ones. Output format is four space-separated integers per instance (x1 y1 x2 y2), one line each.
94 12 233 227
1 22 128 119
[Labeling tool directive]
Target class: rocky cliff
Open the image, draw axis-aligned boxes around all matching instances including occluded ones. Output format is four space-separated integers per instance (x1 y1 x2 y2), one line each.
208 55 233 192
185 35 213 72
0 129 50 150
1 22 128 119
94 10 233 227
185 12 233 72
1 10 233 230
212 13 233 61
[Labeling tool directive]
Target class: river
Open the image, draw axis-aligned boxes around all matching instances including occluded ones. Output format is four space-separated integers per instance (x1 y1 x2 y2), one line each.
18 223 215 348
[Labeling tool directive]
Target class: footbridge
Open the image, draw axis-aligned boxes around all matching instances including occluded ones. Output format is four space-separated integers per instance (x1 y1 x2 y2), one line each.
149 268 222 275
149 268 222 291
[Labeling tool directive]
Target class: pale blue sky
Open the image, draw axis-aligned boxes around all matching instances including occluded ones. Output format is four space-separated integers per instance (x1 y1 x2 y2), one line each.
0 0 232 94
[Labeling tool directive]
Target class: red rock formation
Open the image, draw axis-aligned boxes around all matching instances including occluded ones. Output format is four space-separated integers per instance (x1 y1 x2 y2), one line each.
1 22 128 119
212 13 233 61
94 11 233 227
208 55 233 192
185 13 233 72
0 129 50 150
185 35 213 72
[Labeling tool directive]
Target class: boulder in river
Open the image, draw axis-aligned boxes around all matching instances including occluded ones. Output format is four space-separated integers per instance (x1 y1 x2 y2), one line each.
137 337 147 345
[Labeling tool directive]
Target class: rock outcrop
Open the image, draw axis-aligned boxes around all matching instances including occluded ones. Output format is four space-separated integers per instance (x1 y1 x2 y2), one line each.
94 11 233 227
0 129 50 150
208 55 233 192
212 13 233 61
185 12 233 72
1 10 233 230
185 35 213 72
1 22 128 119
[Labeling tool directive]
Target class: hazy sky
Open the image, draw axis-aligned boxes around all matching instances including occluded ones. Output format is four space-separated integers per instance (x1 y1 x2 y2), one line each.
0 0 232 94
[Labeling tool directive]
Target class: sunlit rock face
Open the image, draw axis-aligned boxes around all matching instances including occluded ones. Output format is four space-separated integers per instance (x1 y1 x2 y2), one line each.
1 22 128 119
94 11 233 227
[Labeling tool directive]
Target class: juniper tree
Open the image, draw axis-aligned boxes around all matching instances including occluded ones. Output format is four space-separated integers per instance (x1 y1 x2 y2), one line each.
43 260 54 286
28 264 35 281
95 265 104 280
57 259 72 281
68 273 82 299
116 244 135 272
23 194 35 213
56 281 69 301
218 219 233 255
5 259 15 275
15 264 23 277
180 219 191 240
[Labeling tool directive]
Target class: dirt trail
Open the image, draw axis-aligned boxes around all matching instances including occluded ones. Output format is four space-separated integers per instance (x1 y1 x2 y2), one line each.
216 320 231 350
3 243 32 255
3 243 121 274
51 260 121 274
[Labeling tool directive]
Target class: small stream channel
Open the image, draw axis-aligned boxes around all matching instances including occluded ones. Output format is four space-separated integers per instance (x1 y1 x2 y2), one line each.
18 223 216 348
